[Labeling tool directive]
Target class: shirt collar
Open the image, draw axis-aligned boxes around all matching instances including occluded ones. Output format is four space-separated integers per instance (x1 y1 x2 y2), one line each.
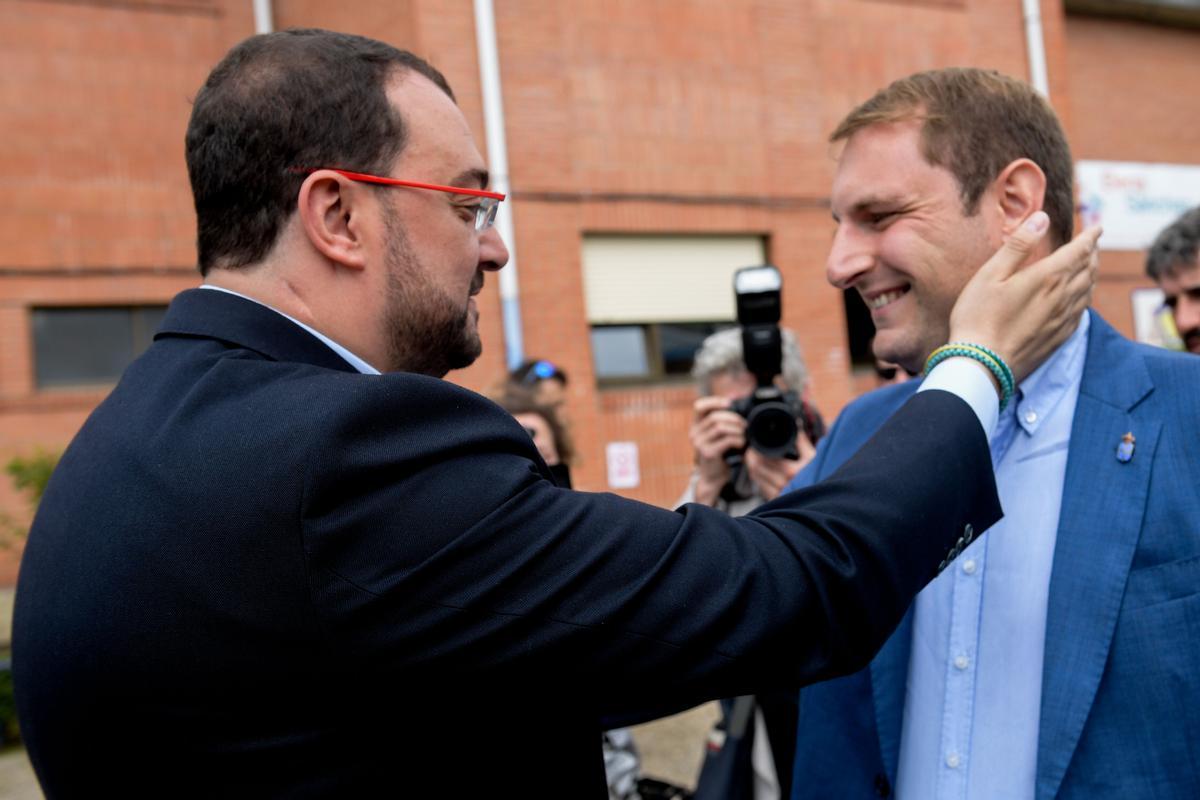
1012 311 1090 437
199 284 381 375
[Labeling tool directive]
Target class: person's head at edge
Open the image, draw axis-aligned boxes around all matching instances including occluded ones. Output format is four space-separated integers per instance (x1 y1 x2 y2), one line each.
826 67 1076 375
186 29 509 377
491 387 576 489
508 359 569 407
493 389 575 468
1145 206 1200 355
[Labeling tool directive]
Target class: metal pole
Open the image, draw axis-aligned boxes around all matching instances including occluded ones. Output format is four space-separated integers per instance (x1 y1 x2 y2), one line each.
473 0 524 369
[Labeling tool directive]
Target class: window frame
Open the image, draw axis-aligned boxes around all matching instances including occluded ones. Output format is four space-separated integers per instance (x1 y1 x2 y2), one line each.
30 304 168 391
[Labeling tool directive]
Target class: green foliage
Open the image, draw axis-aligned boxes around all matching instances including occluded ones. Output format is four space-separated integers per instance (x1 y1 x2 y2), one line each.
5 450 57 507
0 449 57 743
0 658 16 746
0 449 60 546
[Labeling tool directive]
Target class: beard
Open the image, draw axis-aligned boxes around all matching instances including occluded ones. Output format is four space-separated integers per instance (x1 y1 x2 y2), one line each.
381 215 482 377
1183 326 1200 354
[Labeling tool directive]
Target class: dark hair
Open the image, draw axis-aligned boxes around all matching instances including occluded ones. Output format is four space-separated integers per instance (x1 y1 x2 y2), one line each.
1146 206 1200 281
493 388 576 466
509 359 568 387
185 29 454 275
831 67 1075 247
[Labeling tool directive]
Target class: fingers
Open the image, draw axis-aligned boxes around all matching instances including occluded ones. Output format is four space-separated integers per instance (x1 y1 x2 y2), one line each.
691 409 746 463
692 396 732 421
1031 224 1101 316
1062 243 1099 318
695 411 745 441
977 210 1052 281
745 450 807 501
1031 224 1101 282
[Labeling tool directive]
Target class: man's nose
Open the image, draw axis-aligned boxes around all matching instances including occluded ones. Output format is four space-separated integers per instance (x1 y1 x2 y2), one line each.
826 225 876 290
479 225 509 272
1175 293 1200 334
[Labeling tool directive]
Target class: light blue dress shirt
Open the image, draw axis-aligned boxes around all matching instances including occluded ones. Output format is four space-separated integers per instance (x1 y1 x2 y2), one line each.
199 284 380 374
894 313 1090 800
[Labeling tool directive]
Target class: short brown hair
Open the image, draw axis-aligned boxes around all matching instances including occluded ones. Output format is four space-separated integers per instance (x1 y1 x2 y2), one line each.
831 67 1074 246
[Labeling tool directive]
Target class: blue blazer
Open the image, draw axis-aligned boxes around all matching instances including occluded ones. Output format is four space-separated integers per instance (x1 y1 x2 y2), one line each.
14 288 1002 798
789 311 1200 799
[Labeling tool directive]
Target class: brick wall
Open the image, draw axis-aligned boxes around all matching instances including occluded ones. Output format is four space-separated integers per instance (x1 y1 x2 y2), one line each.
492 0 1063 501
1062 13 1200 331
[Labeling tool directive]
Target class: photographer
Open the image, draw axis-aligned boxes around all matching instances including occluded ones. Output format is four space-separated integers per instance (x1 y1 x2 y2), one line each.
678 325 823 800
680 327 823 512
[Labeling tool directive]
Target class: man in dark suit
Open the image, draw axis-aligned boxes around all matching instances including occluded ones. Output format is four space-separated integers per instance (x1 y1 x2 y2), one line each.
13 31 1096 796
788 68 1200 800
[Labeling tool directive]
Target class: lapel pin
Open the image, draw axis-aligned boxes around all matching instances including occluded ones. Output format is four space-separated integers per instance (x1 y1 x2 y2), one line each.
1116 432 1135 463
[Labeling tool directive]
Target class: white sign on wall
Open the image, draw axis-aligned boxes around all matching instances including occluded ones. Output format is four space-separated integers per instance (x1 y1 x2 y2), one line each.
1076 161 1200 251
605 442 641 489
1130 287 1183 350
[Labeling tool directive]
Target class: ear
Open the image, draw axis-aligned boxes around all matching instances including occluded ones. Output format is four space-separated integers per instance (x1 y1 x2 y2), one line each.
990 158 1047 239
296 172 370 271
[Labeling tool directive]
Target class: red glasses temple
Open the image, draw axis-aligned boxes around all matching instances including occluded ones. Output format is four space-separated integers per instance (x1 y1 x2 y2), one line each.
297 167 505 201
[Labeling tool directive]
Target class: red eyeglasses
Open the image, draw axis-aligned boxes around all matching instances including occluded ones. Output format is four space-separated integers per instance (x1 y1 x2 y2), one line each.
303 168 506 232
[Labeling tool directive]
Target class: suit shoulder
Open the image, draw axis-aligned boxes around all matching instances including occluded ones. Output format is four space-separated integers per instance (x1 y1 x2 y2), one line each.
288 369 520 440
1140 344 1200 376
834 381 919 428
1124 342 1200 410
797 381 920 485
1146 352 1200 419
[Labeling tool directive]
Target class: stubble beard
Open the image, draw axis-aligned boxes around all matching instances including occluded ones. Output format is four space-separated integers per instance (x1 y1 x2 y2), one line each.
873 303 951 376
382 216 482 377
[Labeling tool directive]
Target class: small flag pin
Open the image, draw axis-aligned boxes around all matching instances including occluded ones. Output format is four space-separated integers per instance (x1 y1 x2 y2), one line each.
1116 432 1135 463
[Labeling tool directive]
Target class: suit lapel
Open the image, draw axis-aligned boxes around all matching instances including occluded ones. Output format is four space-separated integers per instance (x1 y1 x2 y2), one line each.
1036 313 1157 800
871 607 913 782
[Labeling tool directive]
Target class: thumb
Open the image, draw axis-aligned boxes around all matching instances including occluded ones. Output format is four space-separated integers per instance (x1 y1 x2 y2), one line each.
978 210 1051 281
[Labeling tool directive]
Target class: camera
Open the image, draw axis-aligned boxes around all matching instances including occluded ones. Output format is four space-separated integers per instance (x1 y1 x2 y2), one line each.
728 265 803 460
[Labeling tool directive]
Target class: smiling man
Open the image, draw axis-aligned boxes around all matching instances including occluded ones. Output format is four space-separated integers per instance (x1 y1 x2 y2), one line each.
14 33 1101 797
1146 206 1200 355
788 68 1200 800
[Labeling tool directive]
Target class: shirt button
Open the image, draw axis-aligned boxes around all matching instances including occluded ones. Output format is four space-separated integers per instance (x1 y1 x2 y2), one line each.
1025 410 1038 424
962 559 977 575
946 752 961 769
954 655 970 670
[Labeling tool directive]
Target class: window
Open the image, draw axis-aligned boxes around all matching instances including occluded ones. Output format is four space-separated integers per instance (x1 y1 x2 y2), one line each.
582 234 767 385
1065 1 1200 28
841 289 877 368
33 305 167 389
590 321 733 382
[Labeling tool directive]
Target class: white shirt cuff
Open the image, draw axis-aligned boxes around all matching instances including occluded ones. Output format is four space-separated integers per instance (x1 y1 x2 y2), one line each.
918 357 1000 438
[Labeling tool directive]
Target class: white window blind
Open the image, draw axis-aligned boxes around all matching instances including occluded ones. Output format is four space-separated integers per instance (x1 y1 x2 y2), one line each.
582 235 767 323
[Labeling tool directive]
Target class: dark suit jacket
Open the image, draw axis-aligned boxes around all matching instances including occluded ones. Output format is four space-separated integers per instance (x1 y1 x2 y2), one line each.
789 311 1200 800
15 288 999 797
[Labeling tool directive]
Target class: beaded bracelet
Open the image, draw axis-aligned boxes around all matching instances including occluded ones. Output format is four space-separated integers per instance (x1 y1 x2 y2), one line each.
924 343 1016 412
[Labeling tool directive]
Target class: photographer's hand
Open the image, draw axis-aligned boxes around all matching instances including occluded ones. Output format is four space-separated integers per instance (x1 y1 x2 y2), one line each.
745 433 817 501
689 396 747 506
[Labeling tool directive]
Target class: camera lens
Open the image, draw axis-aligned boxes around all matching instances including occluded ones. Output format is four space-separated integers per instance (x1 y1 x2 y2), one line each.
745 401 798 457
